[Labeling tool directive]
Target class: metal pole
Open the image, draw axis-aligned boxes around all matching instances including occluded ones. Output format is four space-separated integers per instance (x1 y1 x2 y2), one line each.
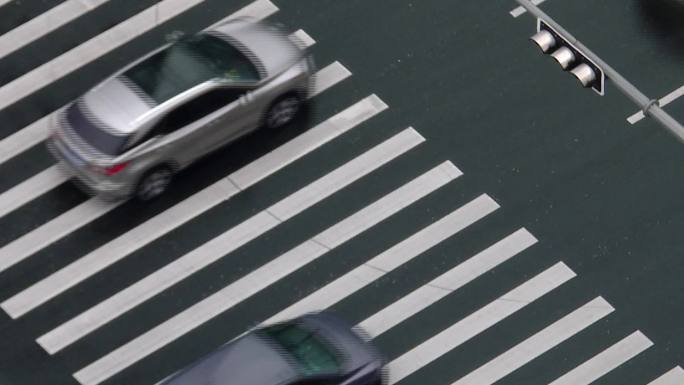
515 0 684 143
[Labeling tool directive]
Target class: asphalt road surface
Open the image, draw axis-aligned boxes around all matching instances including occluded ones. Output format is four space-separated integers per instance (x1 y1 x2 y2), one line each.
0 0 683 384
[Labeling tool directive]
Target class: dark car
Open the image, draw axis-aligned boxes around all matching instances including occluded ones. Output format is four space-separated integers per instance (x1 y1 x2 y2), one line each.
161 312 386 385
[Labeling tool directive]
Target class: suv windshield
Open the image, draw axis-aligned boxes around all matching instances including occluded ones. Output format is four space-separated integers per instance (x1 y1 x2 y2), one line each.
123 33 259 105
67 102 130 156
263 323 342 376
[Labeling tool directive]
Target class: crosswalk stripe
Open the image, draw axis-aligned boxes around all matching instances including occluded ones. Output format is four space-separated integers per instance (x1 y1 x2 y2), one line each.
0 114 48 166
0 0 278 112
0 0 110 60
648 366 684 385
0 0 279 167
0 30 322 221
37 127 424 354
73 161 459 385
451 296 615 385
265 193 497 325
2 88 380 321
359 227 537 338
0 165 68 220
0 198 122 275
0 60 352 292
549 331 653 385
387 262 576 384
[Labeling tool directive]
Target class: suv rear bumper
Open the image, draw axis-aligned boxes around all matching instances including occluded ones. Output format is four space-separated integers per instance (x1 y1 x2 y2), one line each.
46 137 131 200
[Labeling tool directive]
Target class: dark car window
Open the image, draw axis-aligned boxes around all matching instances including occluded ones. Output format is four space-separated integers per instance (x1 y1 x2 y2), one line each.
123 33 259 105
132 87 246 148
66 102 129 156
263 323 342 376
293 378 340 385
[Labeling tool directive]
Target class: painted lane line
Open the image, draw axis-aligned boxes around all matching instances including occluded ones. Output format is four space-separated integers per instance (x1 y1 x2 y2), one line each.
267 193 499 325
360 228 537 338
0 59 349 297
0 198 122 275
0 0 278 112
37 127 424 354
0 0 110 60
549 331 653 385
0 115 48 166
0 0 280 168
387 262 575 384
627 84 684 124
291 29 315 48
72 162 459 385
648 366 684 385
451 297 615 385
0 165 68 220
510 0 547 17
0 32 322 223
2 89 380 320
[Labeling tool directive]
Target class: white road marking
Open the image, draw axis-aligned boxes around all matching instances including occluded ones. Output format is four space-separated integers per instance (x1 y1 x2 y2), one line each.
0 0 109 60
0 165 68 220
0 115 49 166
360 228 537 337
72 161 459 385
451 297 615 385
387 262 576 384
510 0 547 18
0 198 122 274
291 29 315 48
37 127 423 354
1 92 382 319
0 0 285 168
549 331 653 385
627 84 684 124
648 366 684 385
0 0 278 112
267 193 499 325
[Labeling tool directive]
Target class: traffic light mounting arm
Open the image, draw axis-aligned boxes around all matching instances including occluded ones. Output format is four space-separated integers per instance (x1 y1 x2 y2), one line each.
516 0 684 143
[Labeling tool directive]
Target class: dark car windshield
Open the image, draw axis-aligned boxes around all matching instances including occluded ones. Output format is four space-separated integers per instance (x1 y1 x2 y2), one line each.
123 33 260 105
263 323 342 376
67 103 129 156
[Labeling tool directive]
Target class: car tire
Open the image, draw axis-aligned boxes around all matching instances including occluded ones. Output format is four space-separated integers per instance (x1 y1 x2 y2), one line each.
264 94 302 129
135 166 173 201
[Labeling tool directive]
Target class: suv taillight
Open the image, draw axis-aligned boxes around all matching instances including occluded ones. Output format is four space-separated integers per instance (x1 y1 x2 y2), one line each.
104 162 129 175
91 162 129 176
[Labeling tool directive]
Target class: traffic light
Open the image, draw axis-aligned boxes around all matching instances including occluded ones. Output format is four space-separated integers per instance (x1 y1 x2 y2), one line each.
530 19 605 95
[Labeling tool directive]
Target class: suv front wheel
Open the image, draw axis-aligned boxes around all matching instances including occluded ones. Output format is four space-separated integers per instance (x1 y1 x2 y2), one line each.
135 166 173 201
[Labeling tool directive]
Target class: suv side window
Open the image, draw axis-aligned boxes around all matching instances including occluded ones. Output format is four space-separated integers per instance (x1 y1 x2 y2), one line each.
157 87 247 134
133 87 248 147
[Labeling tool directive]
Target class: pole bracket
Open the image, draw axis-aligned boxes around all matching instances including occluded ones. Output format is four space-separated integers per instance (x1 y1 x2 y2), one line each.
642 99 660 117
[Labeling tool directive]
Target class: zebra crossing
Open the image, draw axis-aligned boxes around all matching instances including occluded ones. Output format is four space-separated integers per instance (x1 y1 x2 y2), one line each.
0 0 681 384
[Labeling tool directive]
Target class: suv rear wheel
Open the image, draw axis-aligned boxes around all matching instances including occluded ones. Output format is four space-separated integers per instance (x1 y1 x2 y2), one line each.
264 94 301 129
135 166 173 201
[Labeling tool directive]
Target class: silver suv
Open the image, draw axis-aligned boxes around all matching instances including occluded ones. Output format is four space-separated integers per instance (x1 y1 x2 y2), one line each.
47 17 315 200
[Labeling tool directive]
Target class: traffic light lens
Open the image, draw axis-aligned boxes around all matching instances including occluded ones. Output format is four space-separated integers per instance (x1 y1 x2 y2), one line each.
550 47 575 70
530 30 556 53
570 63 597 87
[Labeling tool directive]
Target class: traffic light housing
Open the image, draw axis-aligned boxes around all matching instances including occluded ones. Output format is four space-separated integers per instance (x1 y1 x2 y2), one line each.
530 19 605 95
